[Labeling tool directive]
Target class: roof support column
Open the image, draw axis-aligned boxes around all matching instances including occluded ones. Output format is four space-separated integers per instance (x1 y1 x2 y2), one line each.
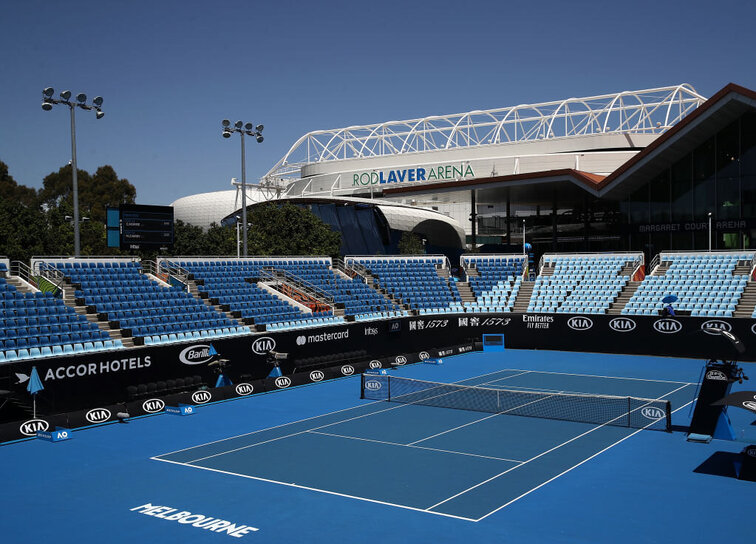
470 189 477 250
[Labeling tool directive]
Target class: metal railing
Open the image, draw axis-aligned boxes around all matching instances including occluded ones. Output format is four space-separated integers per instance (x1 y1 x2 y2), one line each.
333 257 368 282
258 268 335 306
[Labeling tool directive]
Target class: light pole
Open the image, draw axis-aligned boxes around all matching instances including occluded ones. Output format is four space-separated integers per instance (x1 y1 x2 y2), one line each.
42 87 104 257
708 212 712 252
522 219 526 255
222 120 263 257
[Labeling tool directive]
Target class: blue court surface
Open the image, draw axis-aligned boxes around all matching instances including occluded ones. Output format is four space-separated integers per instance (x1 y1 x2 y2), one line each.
1 349 754 544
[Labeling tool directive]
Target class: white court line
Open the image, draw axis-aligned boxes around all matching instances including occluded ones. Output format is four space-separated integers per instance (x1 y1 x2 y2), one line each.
307 430 524 463
151 456 478 523
498 368 695 385
474 398 697 521
424 382 691 513
154 368 526 458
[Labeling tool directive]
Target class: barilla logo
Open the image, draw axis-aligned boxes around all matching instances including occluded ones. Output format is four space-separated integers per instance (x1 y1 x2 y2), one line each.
609 317 636 332
419 351 430 360
179 345 212 365
19 419 49 436
252 337 276 355
364 380 382 391
85 408 111 424
235 383 254 396
191 390 212 404
142 399 165 414
309 370 325 382
743 401 756 412
340 365 355 376
274 376 292 389
701 320 732 335
567 317 593 331
394 355 407 366
705 370 728 381
368 360 382 369
653 319 682 334
641 407 665 420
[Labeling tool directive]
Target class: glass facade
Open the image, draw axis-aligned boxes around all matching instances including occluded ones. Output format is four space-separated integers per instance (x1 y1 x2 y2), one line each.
473 112 756 263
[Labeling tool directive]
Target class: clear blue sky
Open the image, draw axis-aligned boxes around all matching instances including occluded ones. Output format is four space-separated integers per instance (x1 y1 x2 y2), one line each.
2 0 754 205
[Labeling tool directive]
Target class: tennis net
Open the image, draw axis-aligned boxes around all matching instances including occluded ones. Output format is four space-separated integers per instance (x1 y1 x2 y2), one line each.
360 374 671 431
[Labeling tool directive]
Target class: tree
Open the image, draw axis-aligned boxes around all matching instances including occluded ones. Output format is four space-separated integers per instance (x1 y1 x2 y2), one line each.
172 220 209 256
0 161 37 207
245 203 341 257
398 231 426 254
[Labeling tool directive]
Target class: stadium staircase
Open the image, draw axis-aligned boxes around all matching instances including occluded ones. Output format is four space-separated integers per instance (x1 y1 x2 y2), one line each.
607 281 642 315
512 281 535 312
734 281 756 318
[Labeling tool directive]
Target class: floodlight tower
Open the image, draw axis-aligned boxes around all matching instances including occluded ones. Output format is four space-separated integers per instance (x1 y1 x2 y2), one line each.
222 120 264 257
41 87 104 257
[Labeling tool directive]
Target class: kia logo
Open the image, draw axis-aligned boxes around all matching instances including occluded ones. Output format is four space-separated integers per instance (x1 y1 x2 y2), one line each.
609 317 636 332
179 345 213 365
743 401 756 413
296 336 306 346
394 355 407 365
252 337 276 355
653 319 681 334
85 408 111 424
419 351 430 360
701 320 732 335
567 317 593 331
142 399 165 414
340 365 355 376
19 419 49 436
705 370 728 381
309 370 325 382
368 360 382 369
364 380 382 391
191 390 212 404
235 383 254 396
752 323 756 336
641 407 665 420
274 376 292 389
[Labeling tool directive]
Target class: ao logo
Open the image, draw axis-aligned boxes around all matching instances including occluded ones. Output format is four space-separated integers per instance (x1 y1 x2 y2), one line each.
296 336 307 346
340 365 355 376
368 360 382 369
743 401 756 412
275 376 292 389
19 419 49 437
705 370 728 381
567 317 593 331
142 399 165 414
309 370 325 382
85 408 111 424
235 383 254 396
701 320 732 335
252 337 276 355
419 351 430 360
641 407 665 420
609 317 636 332
653 319 682 334
364 380 382 391
191 390 212 404
394 355 407 366
179 345 213 365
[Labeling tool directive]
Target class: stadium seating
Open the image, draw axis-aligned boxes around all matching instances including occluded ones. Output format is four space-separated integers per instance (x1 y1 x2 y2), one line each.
623 252 754 317
348 256 463 314
461 255 526 312
0 276 119 362
527 254 640 314
42 260 249 345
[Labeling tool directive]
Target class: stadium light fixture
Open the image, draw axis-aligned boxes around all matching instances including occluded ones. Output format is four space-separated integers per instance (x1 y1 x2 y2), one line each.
221 118 264 257
40 86 105 257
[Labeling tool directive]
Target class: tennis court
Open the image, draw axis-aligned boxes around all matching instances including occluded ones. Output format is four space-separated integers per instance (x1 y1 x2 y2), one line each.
153 368 695 521
1 349 753 544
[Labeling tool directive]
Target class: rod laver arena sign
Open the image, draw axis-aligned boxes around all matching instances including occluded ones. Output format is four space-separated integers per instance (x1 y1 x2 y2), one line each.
352 163 475 186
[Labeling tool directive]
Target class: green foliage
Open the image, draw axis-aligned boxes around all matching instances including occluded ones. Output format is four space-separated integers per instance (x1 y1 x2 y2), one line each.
398 231 426 255
245 203 341 257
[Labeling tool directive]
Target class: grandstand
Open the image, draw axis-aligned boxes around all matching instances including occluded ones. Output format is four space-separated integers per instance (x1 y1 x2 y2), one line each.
1 250 755 365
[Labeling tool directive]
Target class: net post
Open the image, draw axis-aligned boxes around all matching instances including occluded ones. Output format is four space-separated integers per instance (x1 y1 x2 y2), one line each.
387 375 391 402
627 397 631 428
665 400 672 432
360 373 365 399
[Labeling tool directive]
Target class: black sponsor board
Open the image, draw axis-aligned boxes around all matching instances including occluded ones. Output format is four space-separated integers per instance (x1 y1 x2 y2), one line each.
2 313 755 428
66 403 128 428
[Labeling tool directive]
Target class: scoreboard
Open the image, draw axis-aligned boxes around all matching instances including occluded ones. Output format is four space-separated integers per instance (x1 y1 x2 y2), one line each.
107 204 174 251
